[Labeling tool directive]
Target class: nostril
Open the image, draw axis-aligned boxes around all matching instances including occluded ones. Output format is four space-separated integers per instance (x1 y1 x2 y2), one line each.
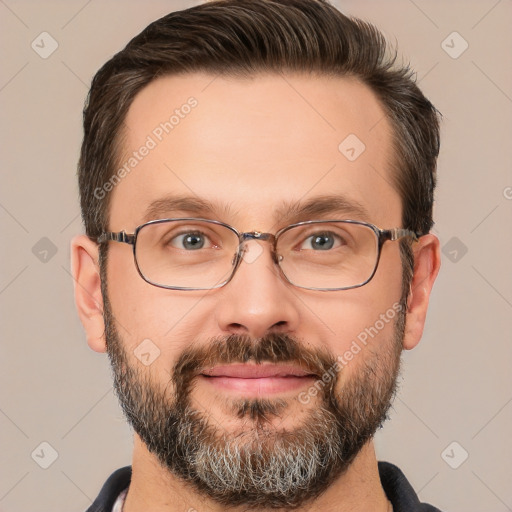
226 323 248 335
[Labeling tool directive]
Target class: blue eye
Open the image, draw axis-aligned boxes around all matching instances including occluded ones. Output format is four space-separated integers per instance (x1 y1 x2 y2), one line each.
308 234 334 250
171 232 207 250
300 232 343 250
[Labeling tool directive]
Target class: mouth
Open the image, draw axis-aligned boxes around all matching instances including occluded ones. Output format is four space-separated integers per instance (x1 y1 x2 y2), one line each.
199 364 318 396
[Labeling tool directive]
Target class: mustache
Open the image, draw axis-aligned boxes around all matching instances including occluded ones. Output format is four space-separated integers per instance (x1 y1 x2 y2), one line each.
171 333 338 394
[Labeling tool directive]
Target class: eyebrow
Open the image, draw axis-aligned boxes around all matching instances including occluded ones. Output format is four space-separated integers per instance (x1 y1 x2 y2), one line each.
275 194 371 224
142 195 228 223
142 193 371 226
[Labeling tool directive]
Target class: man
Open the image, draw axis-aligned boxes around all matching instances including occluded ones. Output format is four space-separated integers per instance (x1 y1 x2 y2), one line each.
71 0 442 510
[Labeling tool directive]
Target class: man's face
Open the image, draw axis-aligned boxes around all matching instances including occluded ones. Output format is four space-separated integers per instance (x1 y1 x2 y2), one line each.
103 73 407 507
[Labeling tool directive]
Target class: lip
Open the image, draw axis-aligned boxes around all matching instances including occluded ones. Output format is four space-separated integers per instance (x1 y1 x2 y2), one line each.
200 364 317 396
202 364 316 379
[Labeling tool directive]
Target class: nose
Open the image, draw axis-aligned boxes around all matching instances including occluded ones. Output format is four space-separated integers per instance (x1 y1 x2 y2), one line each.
214 240 300 339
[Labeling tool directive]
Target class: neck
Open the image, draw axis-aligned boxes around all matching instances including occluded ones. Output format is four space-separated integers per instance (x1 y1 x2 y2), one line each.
123 435 391 512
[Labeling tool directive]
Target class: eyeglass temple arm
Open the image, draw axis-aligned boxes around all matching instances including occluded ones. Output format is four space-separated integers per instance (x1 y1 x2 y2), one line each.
97 231 136 245
386 228 420 242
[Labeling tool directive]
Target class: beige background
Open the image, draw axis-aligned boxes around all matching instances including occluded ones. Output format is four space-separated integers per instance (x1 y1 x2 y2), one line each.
1 1 511 511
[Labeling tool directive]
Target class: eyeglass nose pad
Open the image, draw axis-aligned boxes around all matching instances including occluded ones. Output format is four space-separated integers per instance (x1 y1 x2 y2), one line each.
231 243 278 267
231 247 245 267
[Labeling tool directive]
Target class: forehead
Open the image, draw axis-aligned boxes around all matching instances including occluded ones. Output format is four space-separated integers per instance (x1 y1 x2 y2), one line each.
109 72 401 230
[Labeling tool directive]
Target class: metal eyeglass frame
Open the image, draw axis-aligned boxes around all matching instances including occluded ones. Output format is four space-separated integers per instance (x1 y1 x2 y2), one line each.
96 218 420 291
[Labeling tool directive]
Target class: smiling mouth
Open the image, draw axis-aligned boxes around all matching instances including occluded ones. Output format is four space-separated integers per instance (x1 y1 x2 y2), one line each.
200 363 318 396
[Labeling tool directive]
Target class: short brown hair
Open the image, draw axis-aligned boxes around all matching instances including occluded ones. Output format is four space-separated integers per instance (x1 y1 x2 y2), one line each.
79 0 440 255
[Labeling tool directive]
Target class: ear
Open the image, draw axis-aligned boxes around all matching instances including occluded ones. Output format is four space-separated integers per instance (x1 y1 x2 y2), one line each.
402 234 441 350
70 235 106 353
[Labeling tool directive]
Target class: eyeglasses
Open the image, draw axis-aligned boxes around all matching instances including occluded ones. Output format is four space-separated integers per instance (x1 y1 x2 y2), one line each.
97 218 419 291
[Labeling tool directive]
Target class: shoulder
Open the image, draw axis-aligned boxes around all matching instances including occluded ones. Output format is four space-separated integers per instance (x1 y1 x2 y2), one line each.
378 461 444 512
84 466 132 512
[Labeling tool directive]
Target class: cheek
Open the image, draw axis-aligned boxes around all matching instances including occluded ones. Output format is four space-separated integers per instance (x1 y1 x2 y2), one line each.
301 294 400 350
106 245 211 365
106 244 153 337
318 303 401 390
298 247 404 367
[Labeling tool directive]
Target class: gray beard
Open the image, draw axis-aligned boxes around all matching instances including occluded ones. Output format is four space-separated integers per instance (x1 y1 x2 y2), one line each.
103 294 404 509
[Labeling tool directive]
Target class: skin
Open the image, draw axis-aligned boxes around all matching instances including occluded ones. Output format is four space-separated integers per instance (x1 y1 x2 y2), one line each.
71 72 440 512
